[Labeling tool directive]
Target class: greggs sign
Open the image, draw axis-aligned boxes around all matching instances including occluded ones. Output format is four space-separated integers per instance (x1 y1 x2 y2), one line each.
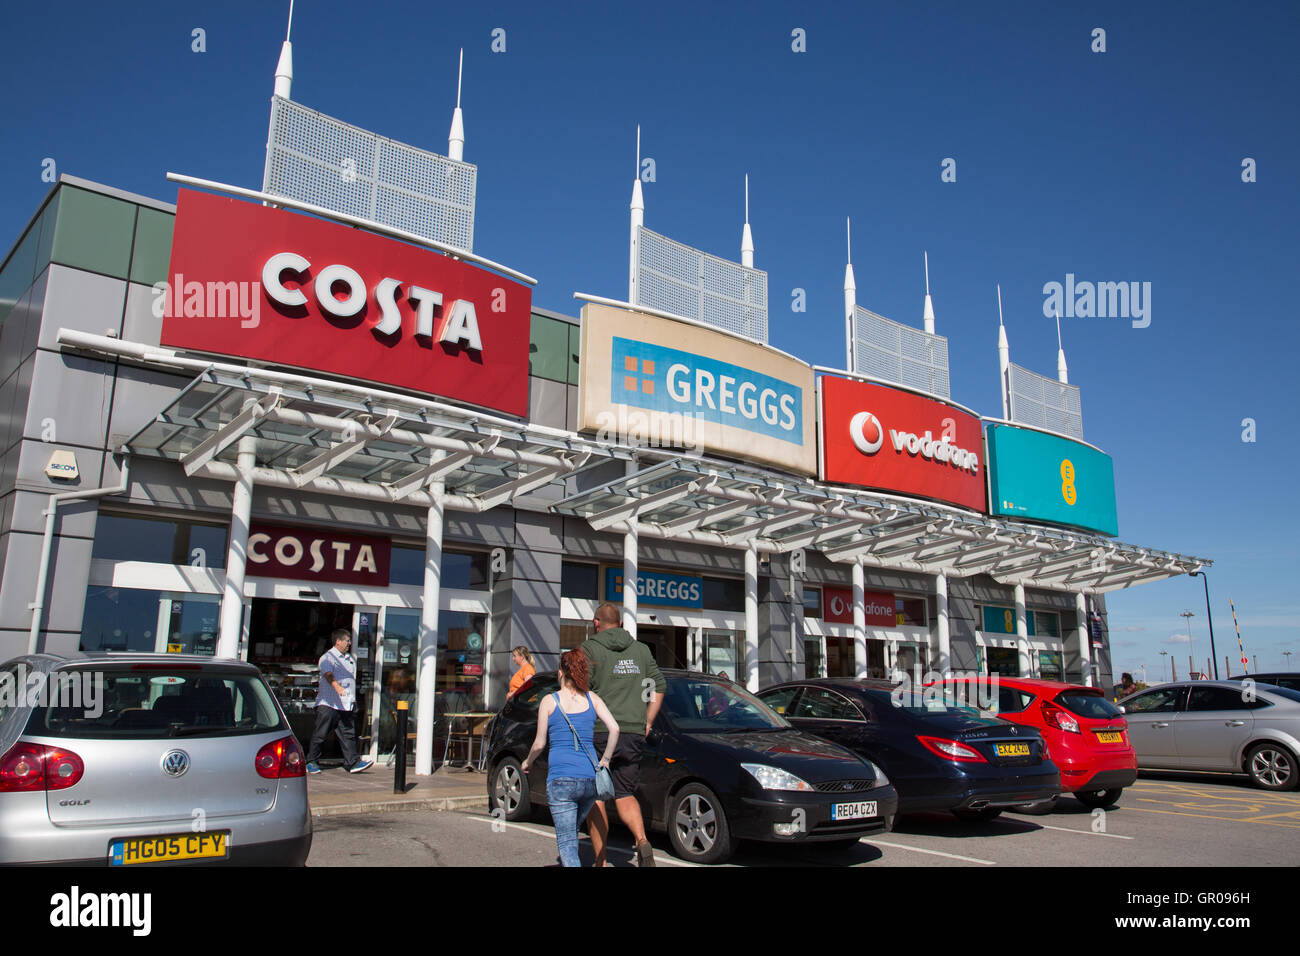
820 376 987 512
160 190 531 417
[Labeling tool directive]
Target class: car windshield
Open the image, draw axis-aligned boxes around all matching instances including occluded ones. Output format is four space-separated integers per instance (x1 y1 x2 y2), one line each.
17 664 286 739
664 678 789 733
1057 691 1123 719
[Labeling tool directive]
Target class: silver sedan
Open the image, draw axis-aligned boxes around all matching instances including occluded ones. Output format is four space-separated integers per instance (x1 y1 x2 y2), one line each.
0 653 312 865
1120 680 1300 791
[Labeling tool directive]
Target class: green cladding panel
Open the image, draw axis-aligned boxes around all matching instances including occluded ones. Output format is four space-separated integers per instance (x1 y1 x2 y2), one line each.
129 206 175 286
529 313 569 383
50 186 137 279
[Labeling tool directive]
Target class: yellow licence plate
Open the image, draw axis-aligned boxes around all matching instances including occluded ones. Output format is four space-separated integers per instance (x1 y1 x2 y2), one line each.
110 831 230 865
1096 731 1123 743
994 743 1031 757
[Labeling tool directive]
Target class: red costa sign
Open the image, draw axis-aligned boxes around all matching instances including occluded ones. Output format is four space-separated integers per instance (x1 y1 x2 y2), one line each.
161 190 531 417
820 377 987 512
246 523 391 586
823 587 898 626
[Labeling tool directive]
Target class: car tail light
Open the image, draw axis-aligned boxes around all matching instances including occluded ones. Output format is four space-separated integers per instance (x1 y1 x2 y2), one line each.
917 735 987 763
255 735 307 779
1042 700 1080 733
0 743 85 792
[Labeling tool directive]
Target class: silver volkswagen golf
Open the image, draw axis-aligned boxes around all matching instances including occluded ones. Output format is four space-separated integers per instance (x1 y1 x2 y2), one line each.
0 653 312 865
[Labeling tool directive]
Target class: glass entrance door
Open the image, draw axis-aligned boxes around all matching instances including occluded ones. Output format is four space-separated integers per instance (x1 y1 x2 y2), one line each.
378 608 421 762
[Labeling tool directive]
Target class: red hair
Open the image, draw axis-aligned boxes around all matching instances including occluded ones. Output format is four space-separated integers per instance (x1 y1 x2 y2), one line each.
559 650 590 693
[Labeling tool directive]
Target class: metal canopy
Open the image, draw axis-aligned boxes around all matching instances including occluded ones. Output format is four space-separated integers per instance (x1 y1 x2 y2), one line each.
64 330 1207 595
552 452 1207 594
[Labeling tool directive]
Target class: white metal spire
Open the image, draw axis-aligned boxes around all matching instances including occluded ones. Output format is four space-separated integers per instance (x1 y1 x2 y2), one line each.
1056 304 1069 384
273 0 295 99
629 126 645 303
844 217 857 373
447 49 465 161
741 174 754 268
997 284 1011 419
922 251 935 335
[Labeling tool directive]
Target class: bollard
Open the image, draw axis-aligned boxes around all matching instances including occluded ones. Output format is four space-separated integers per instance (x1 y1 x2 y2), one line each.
394 700 409 794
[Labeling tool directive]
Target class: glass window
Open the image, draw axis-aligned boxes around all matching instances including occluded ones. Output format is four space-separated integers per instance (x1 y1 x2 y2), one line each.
436 611 488 714
92 513 228 568
802 587 822 618
80 586 162 653
561 562 599 599
757 685 800 716
996 686 1035 714
803 638 823 679
895 597 926 626
986 647 1020 678
789 686 862 721
390 547 488 589
1187 686 1254 712
1038 649 1064 681
560 619 590 651
1057 691 1123 719
1125 686 1186 713
512 674 560 714
1033 611 1061 638
702 576 744 611
703 630 739 679
663 678 787 732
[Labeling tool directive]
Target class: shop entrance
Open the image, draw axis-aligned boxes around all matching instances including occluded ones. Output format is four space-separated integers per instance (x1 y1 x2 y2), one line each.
825 636 886 678
248 598 376 761
636 626 689 669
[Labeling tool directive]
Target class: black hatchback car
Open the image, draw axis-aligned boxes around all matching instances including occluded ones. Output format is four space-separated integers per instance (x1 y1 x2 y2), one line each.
485 670 899 864
757 679 1060 821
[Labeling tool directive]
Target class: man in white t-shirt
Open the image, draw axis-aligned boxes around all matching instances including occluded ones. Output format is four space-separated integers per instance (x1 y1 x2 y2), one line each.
305 628 373 774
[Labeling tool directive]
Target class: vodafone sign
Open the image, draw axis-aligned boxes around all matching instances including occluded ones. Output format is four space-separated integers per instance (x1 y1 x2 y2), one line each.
161 190 531 417
820 376 987 512
823 586 898 626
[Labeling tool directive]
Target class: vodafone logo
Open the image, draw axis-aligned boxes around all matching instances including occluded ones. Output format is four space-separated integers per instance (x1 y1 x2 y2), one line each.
849 411 884 454
846 408 979 475
828 593 850 617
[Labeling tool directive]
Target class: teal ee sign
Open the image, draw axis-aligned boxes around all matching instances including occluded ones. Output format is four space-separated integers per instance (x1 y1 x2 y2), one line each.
986 424 1118 536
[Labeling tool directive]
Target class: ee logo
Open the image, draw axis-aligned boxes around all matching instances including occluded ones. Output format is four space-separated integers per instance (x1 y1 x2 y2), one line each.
1003 609 1015 633
1060 459 1077 507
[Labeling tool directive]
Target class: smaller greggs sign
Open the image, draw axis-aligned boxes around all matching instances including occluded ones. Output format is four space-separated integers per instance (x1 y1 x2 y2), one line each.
822 587 899 626
986 423 1118 537
160 190 531 417
247 523 391 586
819 376 986 512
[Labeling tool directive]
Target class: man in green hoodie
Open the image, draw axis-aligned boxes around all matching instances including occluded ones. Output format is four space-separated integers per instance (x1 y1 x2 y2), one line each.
582 601 666 867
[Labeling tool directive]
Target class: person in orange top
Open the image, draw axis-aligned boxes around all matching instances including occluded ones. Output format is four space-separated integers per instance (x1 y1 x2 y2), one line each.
508 646 536 698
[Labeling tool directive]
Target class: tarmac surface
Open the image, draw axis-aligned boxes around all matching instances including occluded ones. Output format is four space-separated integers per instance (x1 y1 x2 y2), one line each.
307 758 488 817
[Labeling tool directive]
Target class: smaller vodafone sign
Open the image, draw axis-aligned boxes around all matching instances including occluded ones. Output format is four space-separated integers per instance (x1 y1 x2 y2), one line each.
823 586 898 626
820 376 987 512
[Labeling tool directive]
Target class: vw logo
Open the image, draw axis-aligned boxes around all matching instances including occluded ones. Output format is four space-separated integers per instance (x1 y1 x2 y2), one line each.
161 750 190 778
849 411 884 455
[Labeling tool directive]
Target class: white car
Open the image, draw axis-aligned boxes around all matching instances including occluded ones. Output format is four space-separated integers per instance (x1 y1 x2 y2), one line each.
0 653 312 865
1120 680 1300 791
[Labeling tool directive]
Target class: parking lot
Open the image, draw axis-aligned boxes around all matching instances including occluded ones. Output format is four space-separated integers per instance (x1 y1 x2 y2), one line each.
307 770 1300 867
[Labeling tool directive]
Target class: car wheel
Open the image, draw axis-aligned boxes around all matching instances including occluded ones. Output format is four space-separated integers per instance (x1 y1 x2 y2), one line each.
668 783 734 864
489 757 533 821
952 807 1003 822
1074 788 1123 809
1245 743 1299 791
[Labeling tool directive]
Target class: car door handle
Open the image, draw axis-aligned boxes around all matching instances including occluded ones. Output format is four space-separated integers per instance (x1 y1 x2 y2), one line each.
1153 722 1170 728
1224 720 1245 727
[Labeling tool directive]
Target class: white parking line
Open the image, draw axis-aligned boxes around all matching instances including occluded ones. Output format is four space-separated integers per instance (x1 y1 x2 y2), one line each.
467 814 696 866
869 840 997 865
1035 822 1133 840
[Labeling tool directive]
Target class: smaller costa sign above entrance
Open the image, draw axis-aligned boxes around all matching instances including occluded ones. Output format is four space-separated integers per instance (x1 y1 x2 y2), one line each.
246 523 391 586
161 190 530 417
820 376 987 513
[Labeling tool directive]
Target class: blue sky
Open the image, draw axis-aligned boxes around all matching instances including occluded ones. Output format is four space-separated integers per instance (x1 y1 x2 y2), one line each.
2 1 1297 678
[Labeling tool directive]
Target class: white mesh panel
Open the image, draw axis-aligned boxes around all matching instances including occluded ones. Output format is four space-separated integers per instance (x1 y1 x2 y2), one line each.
852 307 951 399
1008 363 1084 440
264 96 476 252
635 227 768 342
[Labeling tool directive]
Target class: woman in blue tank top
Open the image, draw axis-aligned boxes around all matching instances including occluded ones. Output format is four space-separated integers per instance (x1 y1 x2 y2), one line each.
522 649 619 866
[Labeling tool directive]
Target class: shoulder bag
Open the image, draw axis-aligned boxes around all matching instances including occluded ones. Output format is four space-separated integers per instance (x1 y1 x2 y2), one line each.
554 693 615 801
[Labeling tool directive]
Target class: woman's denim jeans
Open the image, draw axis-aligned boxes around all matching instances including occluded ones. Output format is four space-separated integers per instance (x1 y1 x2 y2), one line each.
547 777 597 867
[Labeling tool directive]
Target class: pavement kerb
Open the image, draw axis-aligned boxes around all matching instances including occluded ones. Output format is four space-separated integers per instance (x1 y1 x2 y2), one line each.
311 793 489 818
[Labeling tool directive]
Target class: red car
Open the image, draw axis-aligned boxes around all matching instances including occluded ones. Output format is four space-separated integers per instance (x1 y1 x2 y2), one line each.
940 677 1138 809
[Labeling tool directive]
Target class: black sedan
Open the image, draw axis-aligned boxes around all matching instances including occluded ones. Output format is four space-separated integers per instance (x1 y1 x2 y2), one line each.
485 670 899 864
757 679 1060 821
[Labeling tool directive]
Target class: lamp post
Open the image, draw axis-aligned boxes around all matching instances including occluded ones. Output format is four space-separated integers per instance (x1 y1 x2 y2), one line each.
1285 650 1294 670
1181 610 1196 677
1188 571 1219 679
1159 649 1169 682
